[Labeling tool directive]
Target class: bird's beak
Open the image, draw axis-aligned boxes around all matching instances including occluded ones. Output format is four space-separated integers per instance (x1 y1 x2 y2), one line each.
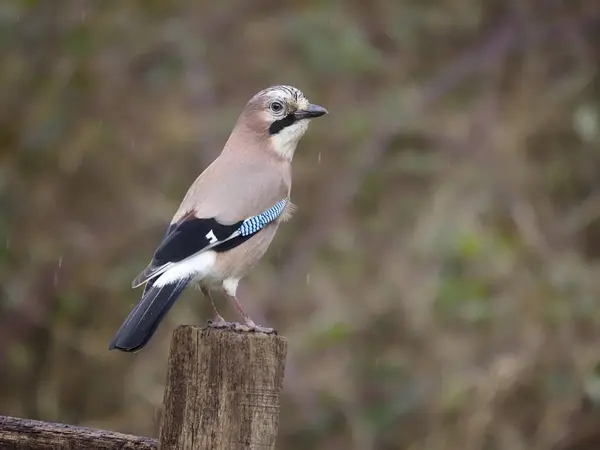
294 103 328 120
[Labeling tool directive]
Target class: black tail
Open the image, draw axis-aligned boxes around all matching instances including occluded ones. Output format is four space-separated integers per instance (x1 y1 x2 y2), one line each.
109 278 189 352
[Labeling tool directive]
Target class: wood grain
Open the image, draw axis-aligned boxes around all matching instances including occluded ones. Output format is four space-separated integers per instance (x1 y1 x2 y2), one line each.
158 326 288 450
0 415 157 449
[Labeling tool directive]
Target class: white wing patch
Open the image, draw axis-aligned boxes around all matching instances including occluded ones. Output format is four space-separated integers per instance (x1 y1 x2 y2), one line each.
205 229 218 244
153 251 217 287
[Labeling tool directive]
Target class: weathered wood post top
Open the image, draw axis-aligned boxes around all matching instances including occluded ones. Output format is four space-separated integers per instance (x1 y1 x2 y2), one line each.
158 326 288 450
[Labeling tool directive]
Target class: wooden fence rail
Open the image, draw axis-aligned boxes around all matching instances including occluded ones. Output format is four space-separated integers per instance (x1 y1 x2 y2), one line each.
0 415 157 449
0 326 288 450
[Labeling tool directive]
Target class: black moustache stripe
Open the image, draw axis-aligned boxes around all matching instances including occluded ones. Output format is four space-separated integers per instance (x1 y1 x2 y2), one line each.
269 113 297 135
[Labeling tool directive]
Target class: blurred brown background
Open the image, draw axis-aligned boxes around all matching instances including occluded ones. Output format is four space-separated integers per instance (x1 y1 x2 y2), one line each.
2 1 600 449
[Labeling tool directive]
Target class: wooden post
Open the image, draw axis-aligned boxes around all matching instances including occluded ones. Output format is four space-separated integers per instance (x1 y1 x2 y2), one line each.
158 326 288 450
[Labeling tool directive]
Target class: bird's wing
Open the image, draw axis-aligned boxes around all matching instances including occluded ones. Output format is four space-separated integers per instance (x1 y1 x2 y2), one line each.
132 159 289 288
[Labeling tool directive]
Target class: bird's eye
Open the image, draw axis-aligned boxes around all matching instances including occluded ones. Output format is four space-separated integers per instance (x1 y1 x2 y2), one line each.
270 102 284 113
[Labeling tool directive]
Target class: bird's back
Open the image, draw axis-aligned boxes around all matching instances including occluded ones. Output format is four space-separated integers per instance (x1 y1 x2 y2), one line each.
173 145 292 225
168 145 291 281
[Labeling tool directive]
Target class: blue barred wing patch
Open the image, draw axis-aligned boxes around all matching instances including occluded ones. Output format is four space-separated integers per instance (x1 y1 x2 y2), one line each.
239 199 287 236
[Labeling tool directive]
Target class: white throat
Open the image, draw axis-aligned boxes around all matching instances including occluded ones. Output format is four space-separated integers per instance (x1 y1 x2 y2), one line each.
270 120 310 160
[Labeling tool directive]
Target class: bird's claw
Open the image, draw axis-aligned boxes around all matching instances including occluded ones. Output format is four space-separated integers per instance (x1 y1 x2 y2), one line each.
206 319 238 330
206 319 277 335
235 323 278 335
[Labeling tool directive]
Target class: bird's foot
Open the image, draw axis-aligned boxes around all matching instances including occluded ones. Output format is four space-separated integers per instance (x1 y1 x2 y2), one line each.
233 322 278 335
206 317 277 335
206 318 238 330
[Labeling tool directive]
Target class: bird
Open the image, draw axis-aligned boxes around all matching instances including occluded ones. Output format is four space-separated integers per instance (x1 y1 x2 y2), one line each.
108 84 328 352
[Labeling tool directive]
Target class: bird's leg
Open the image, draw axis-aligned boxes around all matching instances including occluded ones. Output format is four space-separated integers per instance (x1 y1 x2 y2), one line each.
201 285 234 329
223 278 276 335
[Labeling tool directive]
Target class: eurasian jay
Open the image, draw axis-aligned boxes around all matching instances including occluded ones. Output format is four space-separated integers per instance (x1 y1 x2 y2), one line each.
109 85 327 352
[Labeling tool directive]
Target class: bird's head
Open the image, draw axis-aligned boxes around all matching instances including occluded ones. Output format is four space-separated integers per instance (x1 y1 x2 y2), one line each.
236 85 328 160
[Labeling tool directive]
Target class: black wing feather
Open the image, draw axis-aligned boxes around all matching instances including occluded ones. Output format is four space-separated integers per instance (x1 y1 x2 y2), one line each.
132 214 264 288
153 216 245 266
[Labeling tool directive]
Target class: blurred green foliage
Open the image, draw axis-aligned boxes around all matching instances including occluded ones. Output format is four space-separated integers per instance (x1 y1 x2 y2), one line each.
1 1 600 449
